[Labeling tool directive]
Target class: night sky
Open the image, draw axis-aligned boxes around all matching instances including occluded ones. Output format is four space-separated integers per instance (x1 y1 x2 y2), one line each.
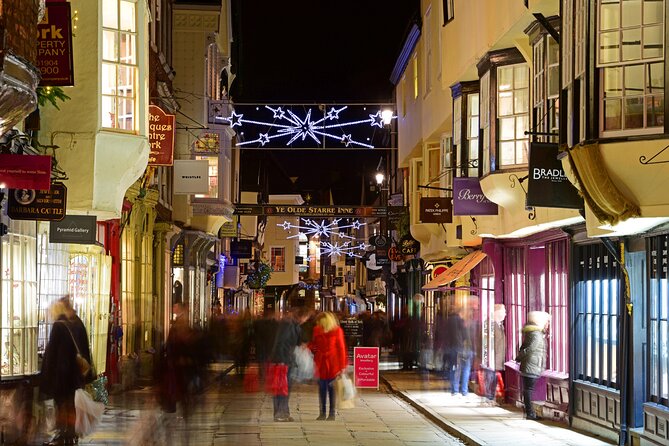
179 0 420 204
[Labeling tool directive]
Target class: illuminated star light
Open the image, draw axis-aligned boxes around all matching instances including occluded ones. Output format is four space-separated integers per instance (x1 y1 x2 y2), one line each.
320 241 368 259
220 106 396 149
278 218 366 240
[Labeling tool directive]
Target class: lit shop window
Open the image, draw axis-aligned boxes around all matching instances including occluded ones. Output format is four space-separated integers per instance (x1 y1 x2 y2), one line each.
497 64 529 167
101 0 138 131
0 220 38 377
270 247 286 272
648 235 669 406
598 0 665 135
194 156 219 198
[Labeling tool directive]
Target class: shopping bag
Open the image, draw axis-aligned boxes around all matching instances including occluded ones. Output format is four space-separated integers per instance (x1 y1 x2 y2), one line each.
290 346 315 382
334 374 355 409
74 388 105 438
44 399 56 433
265 363 288 396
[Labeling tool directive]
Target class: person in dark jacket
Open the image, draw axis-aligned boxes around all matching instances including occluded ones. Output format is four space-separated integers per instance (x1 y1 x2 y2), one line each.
515 311 550 420
269 307 309 422
40 296 94 446
308 312 347 420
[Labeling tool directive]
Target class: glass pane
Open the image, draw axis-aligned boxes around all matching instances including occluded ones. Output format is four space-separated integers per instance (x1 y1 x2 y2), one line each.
120 33 136 65
624 97 644 128
516 140 529 164
102 30 118 62
604 67 623 98
500 141 516 165
548 38 559 65
101 63 117 95
646 95 664 127
118 66 134 96
643 0 663 24
648 62 665 93
622 0 642 27
516 115 529 138
499 117 515 140
548 67 560 98
600 31 620 64
650 321 658 395
498 66 513 91
499 92 514 116
601 1 621 30
622 28 641 61
469 139 479 160
604 99 623 130
101 95 116 128
514 88 529 114
469 117 479 138
120 1 136 32
118 98 134 131
469 93 479 115
102 0 118 29
643 25 663 59
624 64 644 95
514 66 529 89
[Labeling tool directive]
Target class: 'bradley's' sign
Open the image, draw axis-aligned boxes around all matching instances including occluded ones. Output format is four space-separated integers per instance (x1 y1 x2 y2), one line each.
37 2 74 86
527 143 582 209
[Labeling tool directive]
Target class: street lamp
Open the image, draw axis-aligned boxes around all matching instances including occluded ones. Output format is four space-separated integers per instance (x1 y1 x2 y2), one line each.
375 172 385 186
381 108 394 126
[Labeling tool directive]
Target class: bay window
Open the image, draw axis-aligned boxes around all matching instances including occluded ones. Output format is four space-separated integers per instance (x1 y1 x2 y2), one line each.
532 33 560 143
451 81 480 177
598 0 665 136
498 64 530 166
102 0 138 131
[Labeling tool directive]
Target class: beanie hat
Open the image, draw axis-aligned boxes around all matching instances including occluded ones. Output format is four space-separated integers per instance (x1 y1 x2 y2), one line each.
527 311 551 328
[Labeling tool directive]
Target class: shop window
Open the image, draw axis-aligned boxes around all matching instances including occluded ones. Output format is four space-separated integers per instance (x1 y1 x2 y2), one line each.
271 247 286 272
546 239 569 374
648 235 669 406
101 0 138 131
504 246 527 355
194 155 219 198
120 219 136 355
573 243 621 388
0 220 38 377
597 0 665 136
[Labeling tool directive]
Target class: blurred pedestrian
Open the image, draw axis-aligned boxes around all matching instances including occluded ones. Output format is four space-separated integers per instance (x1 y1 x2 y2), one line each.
268 307 309 422
515 311 550 420
485 304 507 402
40 296 94 446
308 312 347 421
445 306 474 396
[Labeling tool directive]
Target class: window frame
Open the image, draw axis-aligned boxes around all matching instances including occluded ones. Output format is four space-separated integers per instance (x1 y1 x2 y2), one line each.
101 0 139 132
647 234 669 407
443 0 454 25
270 246 286 273
424 5 433 97
451 81 480 178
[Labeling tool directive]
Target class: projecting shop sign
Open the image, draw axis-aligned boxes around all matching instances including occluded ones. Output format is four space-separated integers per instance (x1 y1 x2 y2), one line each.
420 197 452 223
527 143 582 209
50 215 97 244
148 105 175 166
37 1 74 86
0 154 52 190
173 160 209 194
8 182 67 221
453 178 498 215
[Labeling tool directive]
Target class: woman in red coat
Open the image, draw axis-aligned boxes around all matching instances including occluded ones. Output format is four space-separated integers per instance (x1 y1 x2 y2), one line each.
308 312 347 420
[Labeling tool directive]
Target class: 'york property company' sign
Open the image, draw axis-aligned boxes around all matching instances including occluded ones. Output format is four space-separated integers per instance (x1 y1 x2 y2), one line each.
527 143 582 209
37 1 74 86
453 178 498 216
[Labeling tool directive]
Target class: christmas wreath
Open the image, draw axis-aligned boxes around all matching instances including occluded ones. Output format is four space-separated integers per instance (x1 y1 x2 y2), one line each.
246 260 273 289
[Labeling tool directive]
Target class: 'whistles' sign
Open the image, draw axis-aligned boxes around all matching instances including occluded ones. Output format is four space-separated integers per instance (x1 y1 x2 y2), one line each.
148 105 175 166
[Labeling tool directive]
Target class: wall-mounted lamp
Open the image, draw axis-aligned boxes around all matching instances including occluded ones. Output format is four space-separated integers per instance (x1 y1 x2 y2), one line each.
375 172 385 185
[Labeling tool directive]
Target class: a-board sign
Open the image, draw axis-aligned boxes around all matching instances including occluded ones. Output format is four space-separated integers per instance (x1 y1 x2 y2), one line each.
354 346 379 388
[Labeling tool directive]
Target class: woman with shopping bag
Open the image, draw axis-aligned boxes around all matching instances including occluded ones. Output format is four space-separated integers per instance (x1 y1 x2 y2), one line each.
308 312 347 421
40 296 96 446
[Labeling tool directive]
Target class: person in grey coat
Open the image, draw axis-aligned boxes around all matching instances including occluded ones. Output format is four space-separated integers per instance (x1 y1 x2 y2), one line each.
515 311 550 420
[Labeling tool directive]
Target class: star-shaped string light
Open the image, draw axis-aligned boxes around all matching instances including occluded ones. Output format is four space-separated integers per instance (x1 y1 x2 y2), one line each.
278 218 368 258
218 105 396 149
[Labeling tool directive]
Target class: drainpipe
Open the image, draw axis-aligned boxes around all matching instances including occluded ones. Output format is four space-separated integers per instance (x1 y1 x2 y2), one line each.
601 237 631 446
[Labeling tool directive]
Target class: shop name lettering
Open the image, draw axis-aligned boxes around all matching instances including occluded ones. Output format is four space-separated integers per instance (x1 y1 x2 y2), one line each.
15 206 63 216
356 353 377 359
270 206 356 214
532 167 567 182
457 188 491 203
148 113 174 160
56 227 89 233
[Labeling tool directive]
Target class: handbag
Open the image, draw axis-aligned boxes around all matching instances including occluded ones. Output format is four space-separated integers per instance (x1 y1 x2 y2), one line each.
265 363 288 396
58 320 91 377
74 388 104 437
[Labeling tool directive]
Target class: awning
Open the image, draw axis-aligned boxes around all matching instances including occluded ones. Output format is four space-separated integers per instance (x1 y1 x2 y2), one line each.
422 250 487 291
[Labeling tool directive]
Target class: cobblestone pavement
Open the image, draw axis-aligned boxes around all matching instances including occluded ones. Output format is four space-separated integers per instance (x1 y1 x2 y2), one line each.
61 374 465 446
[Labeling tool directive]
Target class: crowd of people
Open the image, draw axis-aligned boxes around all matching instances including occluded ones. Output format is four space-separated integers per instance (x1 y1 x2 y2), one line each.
34 296 552 444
